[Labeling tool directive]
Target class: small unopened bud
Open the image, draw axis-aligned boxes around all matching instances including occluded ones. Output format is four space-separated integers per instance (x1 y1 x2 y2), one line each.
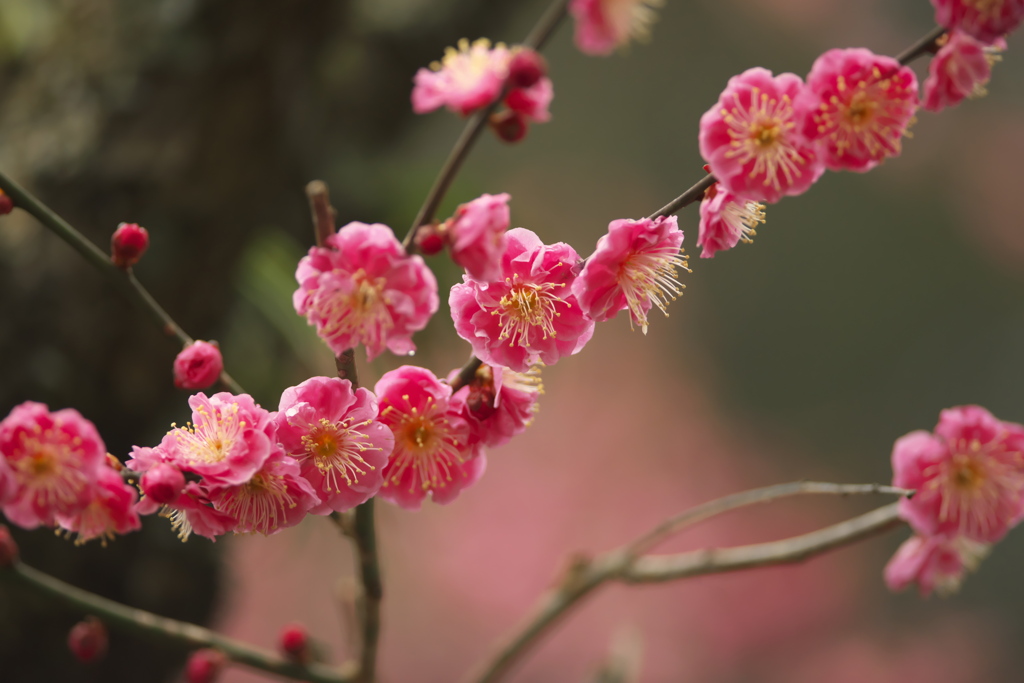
67 617 108 663
0 525 19 567
0 190 13 216
141 463 186 505
173 340 224 390
413 222 447 256
279 622 310 663
110 222 150 269
508 48 547 89
489 110 529 144
186 648 227 683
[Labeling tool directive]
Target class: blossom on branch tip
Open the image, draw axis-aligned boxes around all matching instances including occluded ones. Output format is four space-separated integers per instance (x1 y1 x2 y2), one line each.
573 215 688 333
698 183 766 258
186 648 227 683
110 222 149 268
275 376 393 514
884 533 989 597
569 0 663 56
173 340 224 390
923 32 1005 113
375 366 482 510
412 38 511 116
930 0 1024 44
68 617 108 663
444 193 511 282
450 228 595 372
293 222 438 362
797 48 919 173
56 465 140 545
700 68 824 203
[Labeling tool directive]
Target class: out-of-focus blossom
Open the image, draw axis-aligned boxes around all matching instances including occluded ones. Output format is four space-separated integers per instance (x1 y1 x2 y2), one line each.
573 216 687 333
279 622 310 663
930 0 1024 44
505 77 554 123
0 402 105 529
797 48 919 173
293 222 438 362
173 340 224 390
0 525 17 566
67 617 108 663
697 182 766 258
444 193 511 282
450 228 594 373
892 405 1024 543
507 48 548 89
569 0 663 56
275 376 393 514
110 222 149 269
206 452 319 535
884 533 990 597
924 32 1006 112
186 648 227 683
700 68 823 203
375 366 482 510
56 466 141 545
0 190 12 215
453 363 543 448
412 38 511 116
489 110 529 143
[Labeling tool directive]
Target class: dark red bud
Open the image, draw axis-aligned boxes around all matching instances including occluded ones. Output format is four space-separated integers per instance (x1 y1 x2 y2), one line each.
110 222 150 269
186 648 227 683
0 191 13 216
68 617 108 663
489 110 529 144
279 622 310 663
0 525 18 567
508 48 547 89
414 222 447 256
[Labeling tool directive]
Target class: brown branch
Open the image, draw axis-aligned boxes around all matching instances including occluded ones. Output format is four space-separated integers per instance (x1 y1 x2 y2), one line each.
307 180 338 248
352 499 382 683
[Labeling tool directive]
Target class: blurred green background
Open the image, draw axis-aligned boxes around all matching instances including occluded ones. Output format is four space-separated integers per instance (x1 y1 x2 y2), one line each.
1 0 1022 681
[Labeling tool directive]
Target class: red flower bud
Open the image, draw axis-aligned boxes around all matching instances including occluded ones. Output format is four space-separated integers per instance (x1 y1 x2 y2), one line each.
508 48 547 89
0 190 13 216
279 622 310 663
0 525 19 567
110 222 150 269
141 463 186 505
413 222 447 256
186 648 227 683
489 110 529 144
173 340 224 390
67 617 108 663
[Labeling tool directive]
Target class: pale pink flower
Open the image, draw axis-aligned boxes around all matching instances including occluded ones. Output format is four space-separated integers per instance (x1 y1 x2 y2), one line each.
412 39 511 116
797 48 919 173
56 466 141 545
924 32 1006 113
375 366 483 510
505 76 554 123
452 364 543 448
569 0 663 56
173 340 224 390
275 376 393 514
884 533 990 597
0 402 105 529
892 405 1024 543
445 193 511 282
930 0 1024 43
697 182 767 258
293 222 438 362
572 216 688 333
206 452 319 535
700 68 824 203
450 228 595 373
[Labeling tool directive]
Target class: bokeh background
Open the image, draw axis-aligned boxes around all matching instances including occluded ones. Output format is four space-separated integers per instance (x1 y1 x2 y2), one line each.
1 0 1022 681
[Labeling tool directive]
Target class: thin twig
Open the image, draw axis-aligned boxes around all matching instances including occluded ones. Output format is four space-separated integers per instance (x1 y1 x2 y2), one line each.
307 180 337 248
2 561 353 683
0 170 245 394
353 499 383 683
449 356 485 392
896 25 947 65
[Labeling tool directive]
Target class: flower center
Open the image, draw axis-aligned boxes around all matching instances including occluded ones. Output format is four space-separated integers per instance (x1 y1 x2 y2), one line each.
721 199 767 244
722 88 806 191
298 417 379 492
13 434 89 507
617 245 689 334
316 269 394 343
493 275 565 347
219 470 297 535
173 401 245 465
383 399 465 493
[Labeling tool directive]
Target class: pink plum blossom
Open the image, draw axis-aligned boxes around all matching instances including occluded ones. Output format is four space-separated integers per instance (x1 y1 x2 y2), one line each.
56 466 141 545
0 402 105 529
700 68 824 203
930 0 1024 43
884 533 989 597
375 366 483 510
797 48 919 173
572 216 688 333
505 76 554 123
892 405 1024 543
697 182 767 258
275 376 393 514
569 0 662 56
173 340 224 390
293 222 438 362
450 228 595 373
453 363 543 448
140 463 186 505
412 39 511 116
444 193 511 282
206 452 319 535
136 481 237 542
923 32 1006 112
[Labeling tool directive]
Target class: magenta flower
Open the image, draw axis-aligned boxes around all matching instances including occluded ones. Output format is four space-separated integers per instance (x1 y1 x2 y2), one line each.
923 32 1005 113
453 364 543 449
140 462 186 505
450 228 595 372
0 402 105 529
573 216 688 333
505 76 554 123
884 533 989 597
930 0 1024 44
569 0 662 56
110 222 149 269
56 466 141 545
375 366 483 510
293 222 438 362
275 376 393 514
206 452 319 535
445 193 511 282
173 340 224 390
412 39 511 116
136 481 237 542
892 405 1024 543
700 68 823 203
697 183 767 258
797 48 919 173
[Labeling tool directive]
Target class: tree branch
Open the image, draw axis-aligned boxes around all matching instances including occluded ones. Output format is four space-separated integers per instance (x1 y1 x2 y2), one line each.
353 499 383 683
